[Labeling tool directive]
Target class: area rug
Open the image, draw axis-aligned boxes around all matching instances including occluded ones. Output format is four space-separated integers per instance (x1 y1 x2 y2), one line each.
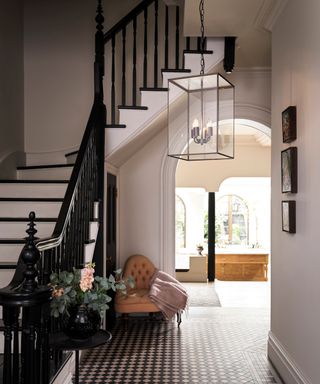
182 282 221 307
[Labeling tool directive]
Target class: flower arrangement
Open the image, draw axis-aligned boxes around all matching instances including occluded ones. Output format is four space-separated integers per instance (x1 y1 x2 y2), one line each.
50 262 134 319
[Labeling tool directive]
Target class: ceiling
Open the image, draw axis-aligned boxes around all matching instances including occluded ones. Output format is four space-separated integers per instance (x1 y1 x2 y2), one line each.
183 0 286 68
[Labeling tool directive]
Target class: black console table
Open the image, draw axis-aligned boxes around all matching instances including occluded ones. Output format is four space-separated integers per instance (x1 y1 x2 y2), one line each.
50 330 112 384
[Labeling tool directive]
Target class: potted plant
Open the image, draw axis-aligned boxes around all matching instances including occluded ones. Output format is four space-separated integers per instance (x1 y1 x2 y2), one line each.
196 244 204 256
50 262 134 339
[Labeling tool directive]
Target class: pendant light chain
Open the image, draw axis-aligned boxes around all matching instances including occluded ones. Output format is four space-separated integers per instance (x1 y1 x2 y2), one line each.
199 0 205 75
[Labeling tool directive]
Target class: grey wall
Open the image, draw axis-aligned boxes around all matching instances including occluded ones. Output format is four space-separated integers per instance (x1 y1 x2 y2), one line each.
0 0 24 177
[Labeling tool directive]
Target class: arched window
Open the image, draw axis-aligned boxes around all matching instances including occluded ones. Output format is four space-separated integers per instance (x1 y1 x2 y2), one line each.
176 195 186 249
216 195 249 246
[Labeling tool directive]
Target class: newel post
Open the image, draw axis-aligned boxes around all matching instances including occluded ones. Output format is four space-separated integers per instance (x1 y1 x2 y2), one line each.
93 0 106 278
94 0 105 103
22 211 40 292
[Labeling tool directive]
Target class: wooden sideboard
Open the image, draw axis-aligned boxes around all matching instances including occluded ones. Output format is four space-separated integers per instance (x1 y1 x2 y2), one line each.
215 253 268 281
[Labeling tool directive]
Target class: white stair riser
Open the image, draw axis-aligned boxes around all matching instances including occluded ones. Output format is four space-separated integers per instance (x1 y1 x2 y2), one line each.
17 167 73 180
66 154 77 164
0 183 67 198
0 244 24 262
140 91 167 111
84 242 95 265
0 201 62 218
93 201 99 220
0 222 55 238
89 222 99 240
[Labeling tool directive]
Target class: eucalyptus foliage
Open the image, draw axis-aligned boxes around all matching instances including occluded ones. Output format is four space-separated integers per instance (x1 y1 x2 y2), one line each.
50 267 134 319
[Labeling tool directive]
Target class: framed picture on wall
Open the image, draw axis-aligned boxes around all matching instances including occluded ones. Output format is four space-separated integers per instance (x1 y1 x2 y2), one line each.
282 200 296 233
281 147 297 193
282 106 297 143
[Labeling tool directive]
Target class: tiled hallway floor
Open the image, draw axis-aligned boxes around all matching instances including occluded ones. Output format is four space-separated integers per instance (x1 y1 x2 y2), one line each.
79 307 281 383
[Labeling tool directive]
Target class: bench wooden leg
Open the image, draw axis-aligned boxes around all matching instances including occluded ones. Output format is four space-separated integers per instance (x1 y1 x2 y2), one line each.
176 311 182 327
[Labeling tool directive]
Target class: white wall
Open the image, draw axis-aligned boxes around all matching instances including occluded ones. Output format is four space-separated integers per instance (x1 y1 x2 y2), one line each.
119 129 166 268
269 1 320 383
0 0 24 177
23 0 141 157
176 143 271 191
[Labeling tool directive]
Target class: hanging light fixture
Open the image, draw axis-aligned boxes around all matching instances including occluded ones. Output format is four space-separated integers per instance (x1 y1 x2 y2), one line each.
167 0 235 161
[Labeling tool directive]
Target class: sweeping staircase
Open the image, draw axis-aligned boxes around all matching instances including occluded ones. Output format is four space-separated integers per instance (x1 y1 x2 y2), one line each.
0 0 228 382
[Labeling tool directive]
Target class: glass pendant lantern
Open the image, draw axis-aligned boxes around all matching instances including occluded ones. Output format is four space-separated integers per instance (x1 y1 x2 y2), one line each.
167 1 235 161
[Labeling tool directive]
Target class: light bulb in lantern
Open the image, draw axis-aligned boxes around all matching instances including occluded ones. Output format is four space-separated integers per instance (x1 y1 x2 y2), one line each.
191 118 200 138
207 120 213 137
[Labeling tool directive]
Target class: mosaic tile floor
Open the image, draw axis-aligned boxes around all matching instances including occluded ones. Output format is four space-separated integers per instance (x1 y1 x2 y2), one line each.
78 307 281 383
182 282 221 307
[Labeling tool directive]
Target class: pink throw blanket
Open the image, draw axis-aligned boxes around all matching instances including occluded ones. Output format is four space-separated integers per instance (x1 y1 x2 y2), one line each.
149 269 188 320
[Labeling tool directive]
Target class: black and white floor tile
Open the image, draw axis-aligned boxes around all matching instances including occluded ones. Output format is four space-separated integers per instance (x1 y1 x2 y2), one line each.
78 307 280 383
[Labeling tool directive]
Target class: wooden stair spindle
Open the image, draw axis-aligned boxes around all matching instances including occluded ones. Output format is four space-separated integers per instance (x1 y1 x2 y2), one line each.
143 7 148 87
165 5 169 70
111 35 116 124
132 15 137 106
154 0 158 87
175 6 180 69
186 36 191 51
122 27 126 106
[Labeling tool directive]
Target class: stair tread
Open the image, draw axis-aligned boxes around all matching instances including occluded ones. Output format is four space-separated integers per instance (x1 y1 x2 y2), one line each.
184 49 214 54
65 150 78 158
118 105 148 110
17 164 74 170
0 179 69 183
0 239 26 244
105 124 126 128
0 197 64 202
84 239 96 244
0 217 57 222
161 68 191 73
0 261 17 269
140 87 169 92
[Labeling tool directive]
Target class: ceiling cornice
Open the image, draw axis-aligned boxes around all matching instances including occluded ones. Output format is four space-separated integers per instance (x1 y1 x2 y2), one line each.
256 0 288 31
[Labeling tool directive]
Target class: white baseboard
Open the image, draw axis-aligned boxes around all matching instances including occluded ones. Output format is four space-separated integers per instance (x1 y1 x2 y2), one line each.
268 331 312 384
52 352 75 384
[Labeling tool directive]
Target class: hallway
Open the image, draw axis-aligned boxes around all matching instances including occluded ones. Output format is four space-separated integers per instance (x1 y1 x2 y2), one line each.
78 306 280 383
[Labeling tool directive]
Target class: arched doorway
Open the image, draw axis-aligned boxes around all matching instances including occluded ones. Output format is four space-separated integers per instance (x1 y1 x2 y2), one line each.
159 118 271 278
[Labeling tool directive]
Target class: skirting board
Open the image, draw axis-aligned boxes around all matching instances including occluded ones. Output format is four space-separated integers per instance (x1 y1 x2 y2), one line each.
52 352 75 384
268 331 312 384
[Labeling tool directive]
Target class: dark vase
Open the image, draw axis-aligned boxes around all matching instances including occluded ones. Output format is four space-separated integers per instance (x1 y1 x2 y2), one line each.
64 305 101 340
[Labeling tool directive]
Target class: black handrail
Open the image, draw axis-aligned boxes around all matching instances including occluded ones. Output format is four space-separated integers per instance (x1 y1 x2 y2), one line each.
104 0 155 43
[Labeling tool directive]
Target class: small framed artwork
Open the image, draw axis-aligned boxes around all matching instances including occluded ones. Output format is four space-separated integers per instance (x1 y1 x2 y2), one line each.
282 200 296 233
282 106 297 143
281 147 297 193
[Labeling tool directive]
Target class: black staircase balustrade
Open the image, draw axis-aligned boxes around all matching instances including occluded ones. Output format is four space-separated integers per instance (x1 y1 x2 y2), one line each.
103 0 192 123
0 213 53 384
0 1 106 382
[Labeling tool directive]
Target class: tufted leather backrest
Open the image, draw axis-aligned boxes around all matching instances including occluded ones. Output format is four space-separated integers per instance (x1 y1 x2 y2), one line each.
123 255 156 289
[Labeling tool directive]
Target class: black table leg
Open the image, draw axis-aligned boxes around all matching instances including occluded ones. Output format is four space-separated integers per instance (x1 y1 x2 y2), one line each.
75 350 79 384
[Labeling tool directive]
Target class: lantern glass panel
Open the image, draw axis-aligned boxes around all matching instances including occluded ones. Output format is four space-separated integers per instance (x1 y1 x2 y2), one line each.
168 73 234 161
